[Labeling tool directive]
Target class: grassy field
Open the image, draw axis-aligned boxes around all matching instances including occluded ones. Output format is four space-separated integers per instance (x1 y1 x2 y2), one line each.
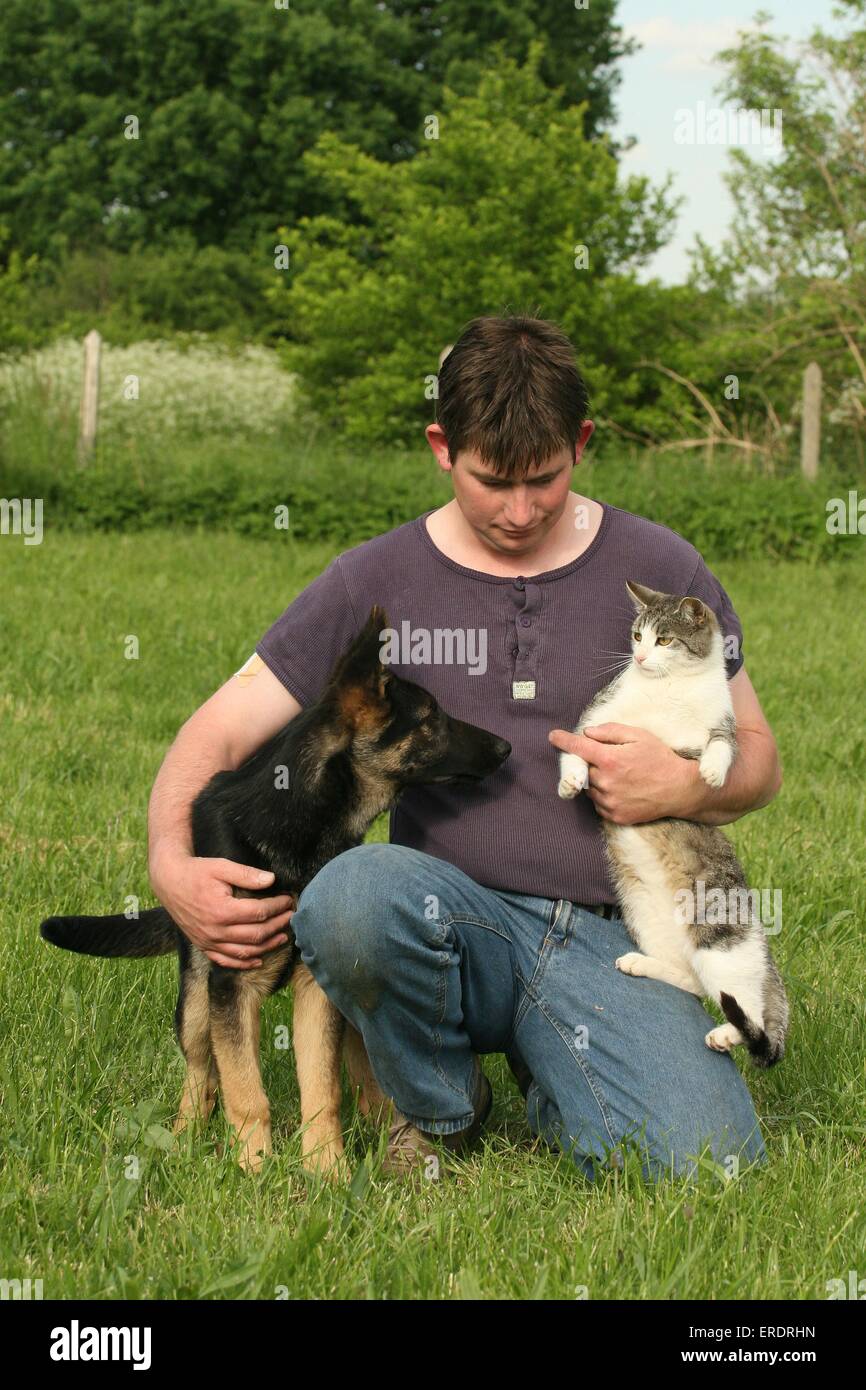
1 529 864 1300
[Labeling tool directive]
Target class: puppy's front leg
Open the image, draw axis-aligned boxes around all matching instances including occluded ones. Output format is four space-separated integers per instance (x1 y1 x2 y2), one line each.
292 963 349 1180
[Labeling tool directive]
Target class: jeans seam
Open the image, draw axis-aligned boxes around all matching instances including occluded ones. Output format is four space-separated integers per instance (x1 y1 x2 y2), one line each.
522 994 619 1152
429 940 471 1101
516 898 566 1017
438 911 512 945
509 901 563 1044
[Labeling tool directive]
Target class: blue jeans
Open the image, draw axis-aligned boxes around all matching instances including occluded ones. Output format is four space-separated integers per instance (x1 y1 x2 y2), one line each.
292 843 767 1180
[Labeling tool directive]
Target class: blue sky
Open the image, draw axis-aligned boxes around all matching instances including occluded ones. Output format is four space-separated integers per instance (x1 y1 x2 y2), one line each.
610 0 847 284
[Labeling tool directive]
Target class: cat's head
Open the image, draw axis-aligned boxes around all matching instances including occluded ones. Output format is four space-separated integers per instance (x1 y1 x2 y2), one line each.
625 581 721 676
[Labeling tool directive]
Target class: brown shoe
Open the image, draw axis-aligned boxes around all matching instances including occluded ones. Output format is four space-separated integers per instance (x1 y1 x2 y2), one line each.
382 1064 492 1177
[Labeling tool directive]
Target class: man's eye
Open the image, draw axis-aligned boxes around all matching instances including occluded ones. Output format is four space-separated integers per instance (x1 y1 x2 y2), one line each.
657 636 672 646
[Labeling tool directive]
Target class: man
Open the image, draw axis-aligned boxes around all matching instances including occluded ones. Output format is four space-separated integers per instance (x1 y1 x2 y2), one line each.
148 315 781 1179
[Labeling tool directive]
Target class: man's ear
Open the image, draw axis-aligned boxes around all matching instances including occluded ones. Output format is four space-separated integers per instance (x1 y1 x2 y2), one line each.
626 580 666 610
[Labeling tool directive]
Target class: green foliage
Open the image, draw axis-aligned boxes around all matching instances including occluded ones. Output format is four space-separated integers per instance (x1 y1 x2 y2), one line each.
0 240 277 350
269 42 681 447
676 4 866 466
0 0 633 264
0 374 855 565
0 226 43 351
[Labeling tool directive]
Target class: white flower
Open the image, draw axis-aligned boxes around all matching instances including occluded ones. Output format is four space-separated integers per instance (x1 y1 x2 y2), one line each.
0 335 296 441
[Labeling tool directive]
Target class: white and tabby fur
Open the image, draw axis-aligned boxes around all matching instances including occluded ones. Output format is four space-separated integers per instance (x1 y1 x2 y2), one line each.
558 580 788 1066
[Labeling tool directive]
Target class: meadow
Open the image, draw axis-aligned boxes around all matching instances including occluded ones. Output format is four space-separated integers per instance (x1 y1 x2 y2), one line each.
1 521 863 1299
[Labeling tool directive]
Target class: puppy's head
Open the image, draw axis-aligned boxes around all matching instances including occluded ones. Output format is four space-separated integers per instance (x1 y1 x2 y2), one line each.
327 606 510 788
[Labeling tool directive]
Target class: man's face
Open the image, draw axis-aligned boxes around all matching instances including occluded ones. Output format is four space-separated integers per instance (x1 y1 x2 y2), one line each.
425 422 594 557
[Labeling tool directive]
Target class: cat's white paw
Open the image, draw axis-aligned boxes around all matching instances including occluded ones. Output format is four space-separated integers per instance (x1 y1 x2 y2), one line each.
558 754 589 799
615 952 648 977
699 741 733 788
705 1023 743 1052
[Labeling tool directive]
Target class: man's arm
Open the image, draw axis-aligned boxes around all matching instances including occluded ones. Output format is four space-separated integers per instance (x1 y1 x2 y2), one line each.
548 667 782 827
668 667 781 825
147 659 303 968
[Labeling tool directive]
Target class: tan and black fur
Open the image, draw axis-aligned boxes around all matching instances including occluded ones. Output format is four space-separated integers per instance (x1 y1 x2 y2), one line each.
40 606 510 1175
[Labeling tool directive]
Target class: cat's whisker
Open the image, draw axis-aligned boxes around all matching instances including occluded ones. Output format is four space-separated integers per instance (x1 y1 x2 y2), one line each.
592 660 632 676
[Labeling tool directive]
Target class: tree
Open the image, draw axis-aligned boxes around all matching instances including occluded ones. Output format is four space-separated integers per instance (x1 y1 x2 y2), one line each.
267 42 680 446
0 0 635 263
683 1 866 463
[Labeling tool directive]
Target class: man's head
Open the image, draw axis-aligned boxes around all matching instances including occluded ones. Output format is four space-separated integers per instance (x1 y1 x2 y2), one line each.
426 315 594 555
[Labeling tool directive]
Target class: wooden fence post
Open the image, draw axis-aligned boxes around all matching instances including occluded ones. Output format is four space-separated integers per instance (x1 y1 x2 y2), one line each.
801 361 821 480
77 329 101 466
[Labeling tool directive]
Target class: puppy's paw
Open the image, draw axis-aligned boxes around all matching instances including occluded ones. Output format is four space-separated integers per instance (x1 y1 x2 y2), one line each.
302 1129 350 1183
699 741 733 788
558 754 589 799
705 1023 743 1052
615 952 648 977
237 1127 272 1174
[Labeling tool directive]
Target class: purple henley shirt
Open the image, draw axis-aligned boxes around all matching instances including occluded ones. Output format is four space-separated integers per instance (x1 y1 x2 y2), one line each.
255 499 744 905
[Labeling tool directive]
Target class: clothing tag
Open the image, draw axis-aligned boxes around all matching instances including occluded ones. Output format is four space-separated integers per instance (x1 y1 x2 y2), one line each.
512 680 536 699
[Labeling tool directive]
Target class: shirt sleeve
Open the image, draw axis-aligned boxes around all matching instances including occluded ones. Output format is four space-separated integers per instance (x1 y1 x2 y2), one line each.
254 557 363 707
686 556 745 680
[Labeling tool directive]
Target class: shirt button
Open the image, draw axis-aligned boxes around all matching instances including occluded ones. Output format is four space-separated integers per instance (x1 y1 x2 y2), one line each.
514 577 525 590
520 616 531 627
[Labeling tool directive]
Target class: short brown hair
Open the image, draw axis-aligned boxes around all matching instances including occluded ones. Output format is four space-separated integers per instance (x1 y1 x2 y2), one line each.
435 315 589 478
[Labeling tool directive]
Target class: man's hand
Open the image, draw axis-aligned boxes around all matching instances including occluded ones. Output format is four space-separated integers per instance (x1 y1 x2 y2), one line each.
549 669 782 826
550 724 693 824
150 849 296 969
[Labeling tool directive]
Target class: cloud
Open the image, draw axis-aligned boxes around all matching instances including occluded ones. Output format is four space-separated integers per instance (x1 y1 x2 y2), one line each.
625 17 758 74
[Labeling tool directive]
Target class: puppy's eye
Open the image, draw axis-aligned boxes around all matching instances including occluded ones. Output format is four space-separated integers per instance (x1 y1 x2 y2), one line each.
632 630 642 642
657 636 672 646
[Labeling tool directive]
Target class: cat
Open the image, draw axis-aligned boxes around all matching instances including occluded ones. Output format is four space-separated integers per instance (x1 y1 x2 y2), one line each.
557 579 788 1066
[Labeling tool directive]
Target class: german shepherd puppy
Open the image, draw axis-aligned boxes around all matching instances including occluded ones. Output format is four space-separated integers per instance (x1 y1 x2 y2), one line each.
40 605 510 1176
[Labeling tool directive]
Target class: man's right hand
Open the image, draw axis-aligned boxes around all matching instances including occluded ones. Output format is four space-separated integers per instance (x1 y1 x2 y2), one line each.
149 851 296 969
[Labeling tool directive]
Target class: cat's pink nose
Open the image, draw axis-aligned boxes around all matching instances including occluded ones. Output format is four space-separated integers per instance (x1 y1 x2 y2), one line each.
635 653 646 664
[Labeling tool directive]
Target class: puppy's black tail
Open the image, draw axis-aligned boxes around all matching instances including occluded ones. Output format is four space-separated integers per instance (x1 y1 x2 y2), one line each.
40 906 178 958
719 991 784 1068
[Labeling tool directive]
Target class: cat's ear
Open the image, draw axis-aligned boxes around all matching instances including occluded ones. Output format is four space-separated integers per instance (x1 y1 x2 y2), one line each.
677 596 708 625
626 580 665 610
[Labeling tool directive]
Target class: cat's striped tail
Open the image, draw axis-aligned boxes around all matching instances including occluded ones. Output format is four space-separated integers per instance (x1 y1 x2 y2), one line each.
719 991 786 1068
40 906 179 958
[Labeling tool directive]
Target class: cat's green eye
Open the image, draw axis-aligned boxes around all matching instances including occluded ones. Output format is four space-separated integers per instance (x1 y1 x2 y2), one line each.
657 635 672 646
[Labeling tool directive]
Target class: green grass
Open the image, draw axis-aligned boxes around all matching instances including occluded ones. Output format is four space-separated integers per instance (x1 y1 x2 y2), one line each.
1 530 864 1299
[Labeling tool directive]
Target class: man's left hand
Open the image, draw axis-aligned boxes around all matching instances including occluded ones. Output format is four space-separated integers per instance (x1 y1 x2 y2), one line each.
548 722 697 824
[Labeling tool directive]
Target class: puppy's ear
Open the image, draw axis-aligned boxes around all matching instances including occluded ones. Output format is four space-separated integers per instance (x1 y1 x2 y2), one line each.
367 603 389 634
626 580 666 610
677 596 708 625
328 604 391 689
